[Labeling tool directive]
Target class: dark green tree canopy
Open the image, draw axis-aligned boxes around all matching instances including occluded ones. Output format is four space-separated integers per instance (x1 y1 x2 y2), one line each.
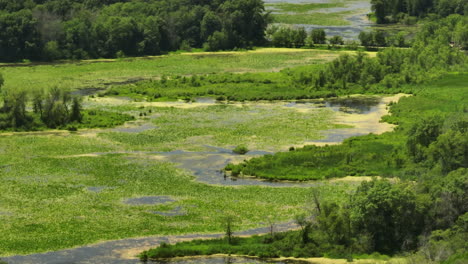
0 0 268 61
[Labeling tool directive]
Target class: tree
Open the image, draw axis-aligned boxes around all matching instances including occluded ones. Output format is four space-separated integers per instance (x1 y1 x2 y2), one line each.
310 29 326 44
223 215 235 244
329 35 344 46
351 180 425 254
294 213 312 244
373 30 387 47
204 30 229 51
291 27 307 47
70 96 83 123
42 87 71 128
430 169 468 229
428 131 468 174
406 116 444 162
371 0 387 24
359 31 373 47
0 73 4 92
200 11 222 41
0 9 41 61
453 21 468 49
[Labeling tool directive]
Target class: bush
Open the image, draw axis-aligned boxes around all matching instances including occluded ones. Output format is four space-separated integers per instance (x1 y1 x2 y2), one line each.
233 145 249 155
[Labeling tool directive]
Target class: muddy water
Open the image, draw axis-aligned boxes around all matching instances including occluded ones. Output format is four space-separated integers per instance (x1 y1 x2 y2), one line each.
265 0 373 40
2 222 298 264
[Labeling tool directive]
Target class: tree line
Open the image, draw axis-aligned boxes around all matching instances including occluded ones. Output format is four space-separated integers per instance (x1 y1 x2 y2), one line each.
0 0 268 61
310 15 466 90
371 0 468 24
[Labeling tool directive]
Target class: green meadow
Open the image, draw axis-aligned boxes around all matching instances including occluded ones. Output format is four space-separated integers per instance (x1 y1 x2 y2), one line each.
0 106 352 255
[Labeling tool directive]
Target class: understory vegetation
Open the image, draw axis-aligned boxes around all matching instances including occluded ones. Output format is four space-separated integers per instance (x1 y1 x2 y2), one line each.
0 81 133 131
141 176 467 263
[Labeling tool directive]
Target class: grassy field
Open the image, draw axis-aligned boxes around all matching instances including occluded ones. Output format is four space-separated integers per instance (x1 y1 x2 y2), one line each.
0 130 352 256
0 48 343 93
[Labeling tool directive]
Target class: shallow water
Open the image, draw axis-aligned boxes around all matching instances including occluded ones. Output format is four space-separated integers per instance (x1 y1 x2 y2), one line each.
266 0 373 40
61 95 393 187
124 196 176 205
1 95 403 263
2 222 298 264
114 123 158 133
151 206 187 217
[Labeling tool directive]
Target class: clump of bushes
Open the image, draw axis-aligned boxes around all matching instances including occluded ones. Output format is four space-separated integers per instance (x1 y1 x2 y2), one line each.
233 145 249 155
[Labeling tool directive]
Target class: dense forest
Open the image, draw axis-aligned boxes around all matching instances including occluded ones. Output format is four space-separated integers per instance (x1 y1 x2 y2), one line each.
0 0 268 61
371 0 468 23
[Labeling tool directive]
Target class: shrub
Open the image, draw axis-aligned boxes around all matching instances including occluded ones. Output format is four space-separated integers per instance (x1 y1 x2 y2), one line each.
233 145 249 155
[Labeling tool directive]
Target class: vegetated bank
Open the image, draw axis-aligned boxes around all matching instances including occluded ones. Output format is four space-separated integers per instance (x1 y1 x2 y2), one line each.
140 15 468 264
225 15 467 181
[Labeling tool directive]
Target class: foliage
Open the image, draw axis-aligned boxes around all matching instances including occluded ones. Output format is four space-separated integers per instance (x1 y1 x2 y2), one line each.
141 177 467 260
371 0 468 24
0 84 133 131
226 73 468 181
266 25 307 48
0 0 268 61
328 35 344 46
310 29 327 45
233 145 249 155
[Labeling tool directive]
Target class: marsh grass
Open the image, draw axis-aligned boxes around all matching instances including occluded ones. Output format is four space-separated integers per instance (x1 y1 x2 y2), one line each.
100 104 345 152
227 73 468 181
0 95 355 256
0 49 343 93
0 142 354 255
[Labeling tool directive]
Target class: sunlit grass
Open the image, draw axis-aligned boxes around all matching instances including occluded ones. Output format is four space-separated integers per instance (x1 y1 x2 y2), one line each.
0 134 354 255
0 49 343 93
